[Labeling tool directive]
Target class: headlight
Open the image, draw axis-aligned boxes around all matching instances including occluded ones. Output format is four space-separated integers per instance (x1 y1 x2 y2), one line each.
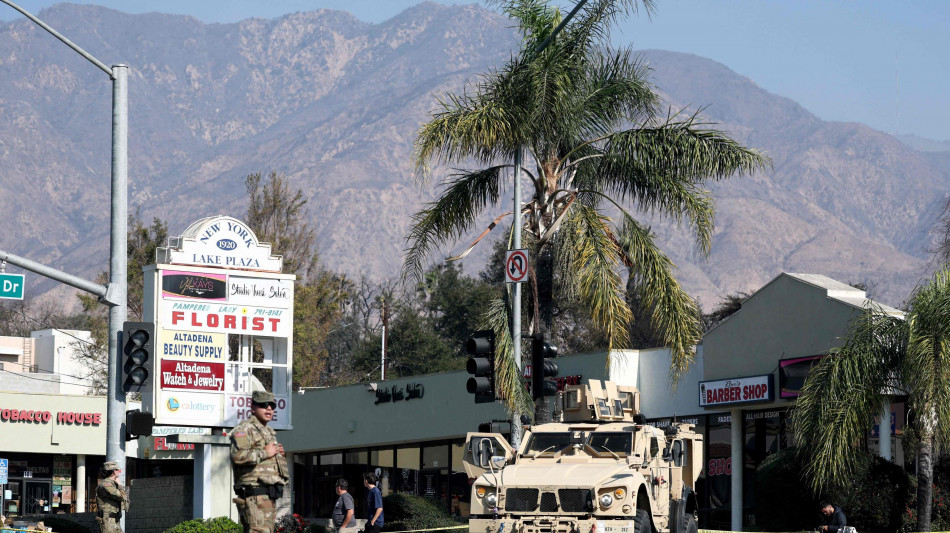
485 492 498 508
599 493 614 507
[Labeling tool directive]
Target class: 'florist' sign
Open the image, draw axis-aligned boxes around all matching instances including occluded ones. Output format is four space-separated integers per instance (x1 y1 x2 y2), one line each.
699 374 774 407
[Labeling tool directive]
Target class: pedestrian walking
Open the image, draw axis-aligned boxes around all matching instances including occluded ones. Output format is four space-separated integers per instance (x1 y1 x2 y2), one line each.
95 461 128 533
332 478 355 530
363 473 384 533
230 390 289 533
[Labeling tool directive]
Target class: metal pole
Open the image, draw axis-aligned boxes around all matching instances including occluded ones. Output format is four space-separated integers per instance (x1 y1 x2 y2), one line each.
108 64 128 481
0 0 128 489
510 149 522 449
381 299 388 381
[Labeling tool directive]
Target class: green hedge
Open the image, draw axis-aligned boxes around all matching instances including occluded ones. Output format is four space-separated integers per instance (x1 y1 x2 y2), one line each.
163 516 243 533
381 493 459 532
36 516 93 533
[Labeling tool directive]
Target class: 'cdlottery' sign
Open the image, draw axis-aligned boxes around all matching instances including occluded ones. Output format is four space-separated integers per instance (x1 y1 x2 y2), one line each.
699 375 774 407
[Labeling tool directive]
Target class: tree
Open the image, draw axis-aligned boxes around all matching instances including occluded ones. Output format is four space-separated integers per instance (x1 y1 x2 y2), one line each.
700 291 749 332
243 171 347 388
794 266 950 532
405 0 768 414
75 212 168 393
246 171 319 283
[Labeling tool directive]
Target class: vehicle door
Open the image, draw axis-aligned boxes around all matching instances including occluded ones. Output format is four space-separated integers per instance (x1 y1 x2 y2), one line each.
462 432 514 479
649 435 671 516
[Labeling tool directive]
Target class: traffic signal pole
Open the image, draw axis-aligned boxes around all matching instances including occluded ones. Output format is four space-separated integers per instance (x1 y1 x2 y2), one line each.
0 1 129 505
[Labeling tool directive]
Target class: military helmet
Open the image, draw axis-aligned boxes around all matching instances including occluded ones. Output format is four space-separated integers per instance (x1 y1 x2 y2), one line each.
252 390 275 404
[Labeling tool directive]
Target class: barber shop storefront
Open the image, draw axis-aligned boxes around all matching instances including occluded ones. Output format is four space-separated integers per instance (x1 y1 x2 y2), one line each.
0 392 108 517
699 273 906 530
282 272 906 531
281 347 704 520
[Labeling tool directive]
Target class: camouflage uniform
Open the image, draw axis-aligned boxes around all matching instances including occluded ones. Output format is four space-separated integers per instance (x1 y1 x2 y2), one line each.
231 392 289 533
96 462 128 533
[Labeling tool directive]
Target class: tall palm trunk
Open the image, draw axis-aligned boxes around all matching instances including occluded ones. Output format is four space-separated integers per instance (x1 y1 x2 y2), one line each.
918 435 934 532
532 244 556 423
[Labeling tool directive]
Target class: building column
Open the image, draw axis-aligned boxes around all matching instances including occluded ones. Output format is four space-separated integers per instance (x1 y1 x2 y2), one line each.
76 455 86 512
731 408 743 532
880 402 891 461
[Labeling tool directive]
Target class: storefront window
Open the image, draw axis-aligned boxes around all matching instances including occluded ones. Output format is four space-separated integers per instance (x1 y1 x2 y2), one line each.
705 413 732 529
450 443 470 517
396 446 420 494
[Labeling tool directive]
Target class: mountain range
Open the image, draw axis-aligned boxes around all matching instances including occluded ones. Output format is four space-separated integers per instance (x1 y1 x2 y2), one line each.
0 2 946 311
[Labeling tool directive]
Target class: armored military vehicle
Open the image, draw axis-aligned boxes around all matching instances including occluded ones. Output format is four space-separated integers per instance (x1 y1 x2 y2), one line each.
462 380 703 533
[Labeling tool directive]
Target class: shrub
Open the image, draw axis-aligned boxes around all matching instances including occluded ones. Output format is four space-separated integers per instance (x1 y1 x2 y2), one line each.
38 516 93 533
163 516 242 533
754 446 912 532
276 513 311 533
304 524 328 533
381 493 458 532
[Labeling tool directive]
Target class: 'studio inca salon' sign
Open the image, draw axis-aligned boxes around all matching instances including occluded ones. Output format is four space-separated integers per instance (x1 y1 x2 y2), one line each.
698 374 774 407
144 215 295 430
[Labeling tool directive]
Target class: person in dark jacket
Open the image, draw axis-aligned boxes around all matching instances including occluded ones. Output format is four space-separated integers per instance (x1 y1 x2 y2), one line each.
820 501 847 532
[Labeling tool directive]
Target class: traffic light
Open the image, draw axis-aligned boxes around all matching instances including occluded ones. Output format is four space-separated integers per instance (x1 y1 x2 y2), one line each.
466 330 496 404
125 409 155 441
122 321 154 393
531 333 558 399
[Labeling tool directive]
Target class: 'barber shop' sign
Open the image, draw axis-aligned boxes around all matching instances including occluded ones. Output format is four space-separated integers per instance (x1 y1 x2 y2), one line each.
699 374 774 407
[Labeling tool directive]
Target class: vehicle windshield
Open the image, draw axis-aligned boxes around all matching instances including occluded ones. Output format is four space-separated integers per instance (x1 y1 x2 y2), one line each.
587 432 632 456
524 432 572 455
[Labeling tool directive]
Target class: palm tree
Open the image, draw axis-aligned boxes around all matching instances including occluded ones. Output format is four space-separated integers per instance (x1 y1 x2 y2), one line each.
404 0 769 415
794 267 950 532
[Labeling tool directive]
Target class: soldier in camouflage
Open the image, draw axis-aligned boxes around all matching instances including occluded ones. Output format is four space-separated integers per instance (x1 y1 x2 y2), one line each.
95 461 128 533
231 390 289 533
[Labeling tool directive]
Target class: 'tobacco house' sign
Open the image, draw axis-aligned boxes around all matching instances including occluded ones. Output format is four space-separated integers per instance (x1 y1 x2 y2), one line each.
144 216 295 430
698 374 774 408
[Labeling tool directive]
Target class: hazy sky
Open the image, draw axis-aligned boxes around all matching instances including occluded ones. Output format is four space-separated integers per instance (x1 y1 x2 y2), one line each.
3 0 948 141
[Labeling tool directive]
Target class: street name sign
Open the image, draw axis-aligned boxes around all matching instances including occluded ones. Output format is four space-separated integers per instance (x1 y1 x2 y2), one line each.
0 273 24 300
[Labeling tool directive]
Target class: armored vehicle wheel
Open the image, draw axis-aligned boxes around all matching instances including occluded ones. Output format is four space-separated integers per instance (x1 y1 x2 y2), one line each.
684 515 697 533
633 509 653 533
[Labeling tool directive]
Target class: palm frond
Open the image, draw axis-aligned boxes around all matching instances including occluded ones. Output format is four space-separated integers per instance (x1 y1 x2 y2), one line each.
403 167 506 280
616 215 700 381
569 204 632 351
413 88 522 179
485 295 535 417
794 307 906 493
904 266 950 447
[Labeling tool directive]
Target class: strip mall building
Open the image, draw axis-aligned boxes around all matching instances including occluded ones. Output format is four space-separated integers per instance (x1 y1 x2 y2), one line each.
282 273 905 530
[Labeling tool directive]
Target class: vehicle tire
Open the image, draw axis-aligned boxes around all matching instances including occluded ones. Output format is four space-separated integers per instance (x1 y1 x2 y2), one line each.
633 509 653 533
684 514 697 533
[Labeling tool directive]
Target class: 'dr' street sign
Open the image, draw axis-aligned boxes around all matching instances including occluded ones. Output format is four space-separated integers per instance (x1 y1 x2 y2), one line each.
0 273 24 300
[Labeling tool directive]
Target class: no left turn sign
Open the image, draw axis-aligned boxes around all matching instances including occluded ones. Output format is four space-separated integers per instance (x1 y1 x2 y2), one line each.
505 249 528 283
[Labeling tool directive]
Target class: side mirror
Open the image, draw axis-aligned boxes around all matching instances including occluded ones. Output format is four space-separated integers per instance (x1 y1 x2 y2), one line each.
475 438 495 468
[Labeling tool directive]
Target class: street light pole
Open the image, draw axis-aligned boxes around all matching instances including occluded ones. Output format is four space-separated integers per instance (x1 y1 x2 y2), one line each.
1 0 128 477
509 0 589 446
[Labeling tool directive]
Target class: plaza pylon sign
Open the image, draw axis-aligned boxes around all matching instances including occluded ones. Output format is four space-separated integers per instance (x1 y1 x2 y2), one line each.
142 216 295 430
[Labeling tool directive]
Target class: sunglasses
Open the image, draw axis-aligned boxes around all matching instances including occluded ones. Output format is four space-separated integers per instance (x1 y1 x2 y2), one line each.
254 402 277 409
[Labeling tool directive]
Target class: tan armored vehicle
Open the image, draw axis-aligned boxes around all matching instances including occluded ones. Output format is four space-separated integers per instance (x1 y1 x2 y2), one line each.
463 380 703 533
